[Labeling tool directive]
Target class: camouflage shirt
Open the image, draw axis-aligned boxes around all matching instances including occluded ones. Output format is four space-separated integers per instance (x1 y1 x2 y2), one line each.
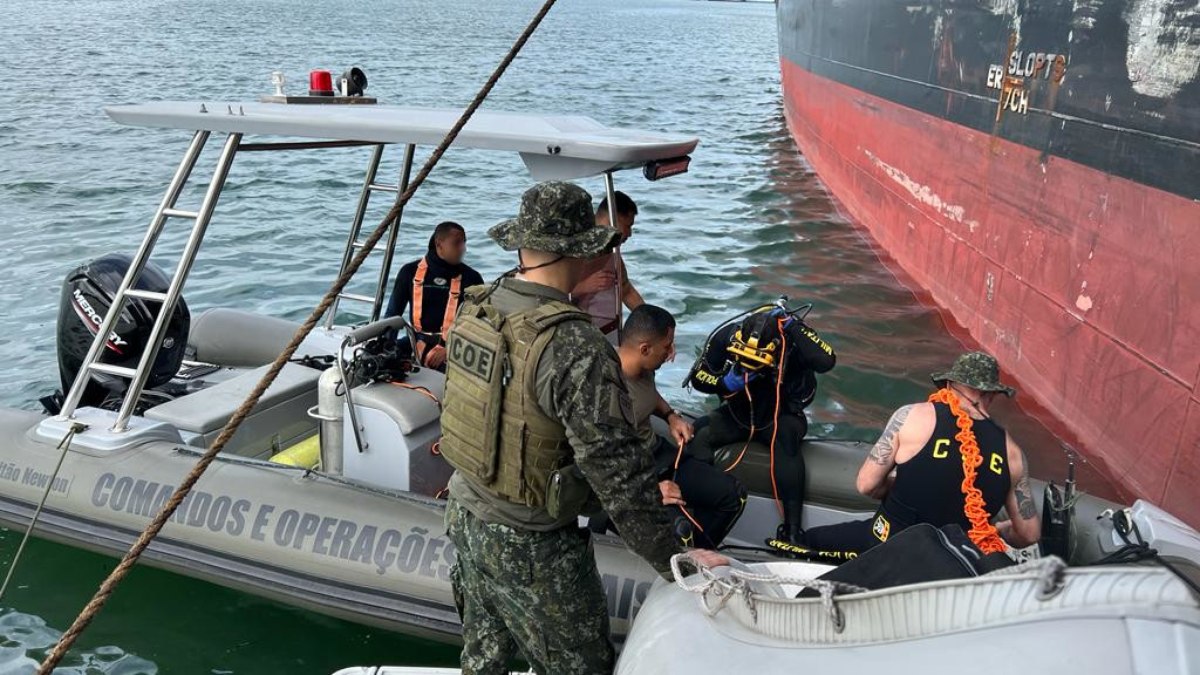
449 277 682 575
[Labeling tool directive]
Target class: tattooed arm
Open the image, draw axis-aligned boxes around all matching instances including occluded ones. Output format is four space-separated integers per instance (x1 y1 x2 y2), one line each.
856 403 921 500
996 436 1042 547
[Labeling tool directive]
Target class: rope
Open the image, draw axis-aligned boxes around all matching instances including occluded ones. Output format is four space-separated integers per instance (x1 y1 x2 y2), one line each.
0 422 86 603
979 555 1068 600
670 552 865 631
389 381 441 409
927 388 1007 554
766 316 786 518
672 553 1074 638
1046 488 1083 513
670 441 710 545
1098 508 1200 598
38 1 560 669
722 373 754 472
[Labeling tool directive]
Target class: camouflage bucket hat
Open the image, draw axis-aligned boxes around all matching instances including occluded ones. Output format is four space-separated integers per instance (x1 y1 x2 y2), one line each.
931 351 1016 397
488 181 620 258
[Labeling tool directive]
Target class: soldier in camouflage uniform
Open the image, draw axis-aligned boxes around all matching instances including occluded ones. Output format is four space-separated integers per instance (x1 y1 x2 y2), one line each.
800 351 1042 554
439 181 727 675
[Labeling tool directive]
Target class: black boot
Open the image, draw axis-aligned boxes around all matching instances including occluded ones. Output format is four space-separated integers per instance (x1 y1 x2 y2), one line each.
768 497 806 550
776 499 805 544
775 522 805 546
765 523 808 558
672 513 697 548
764 501 808 558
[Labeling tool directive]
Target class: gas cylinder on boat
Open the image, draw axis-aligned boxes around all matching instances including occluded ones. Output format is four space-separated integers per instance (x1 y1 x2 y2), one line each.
317 366 345 474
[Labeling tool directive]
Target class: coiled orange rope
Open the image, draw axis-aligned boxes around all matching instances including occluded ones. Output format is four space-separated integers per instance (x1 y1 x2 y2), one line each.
927 388 1007 554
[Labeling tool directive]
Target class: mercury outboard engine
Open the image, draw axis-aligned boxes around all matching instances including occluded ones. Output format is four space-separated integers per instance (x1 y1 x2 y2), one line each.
50 253 190 413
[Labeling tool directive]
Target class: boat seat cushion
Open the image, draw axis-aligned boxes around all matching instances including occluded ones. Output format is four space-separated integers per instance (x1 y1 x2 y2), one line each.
145 362 320 435
349 367 445 436
187 307 300 368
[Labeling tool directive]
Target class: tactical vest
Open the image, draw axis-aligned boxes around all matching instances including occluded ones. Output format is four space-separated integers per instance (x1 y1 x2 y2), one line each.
439 286 590 510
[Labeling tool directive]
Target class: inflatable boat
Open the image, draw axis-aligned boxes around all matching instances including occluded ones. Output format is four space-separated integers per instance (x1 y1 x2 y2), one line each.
339 533 1200 673
608 550 1200 674
332 498 1200 672
3 76 1198 657
0 79 703 643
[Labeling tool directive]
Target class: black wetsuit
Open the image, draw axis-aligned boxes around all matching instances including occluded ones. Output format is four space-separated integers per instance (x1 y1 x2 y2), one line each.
385 252 483 368
649 436 747 549
804 402 1011 553
687 313 836 536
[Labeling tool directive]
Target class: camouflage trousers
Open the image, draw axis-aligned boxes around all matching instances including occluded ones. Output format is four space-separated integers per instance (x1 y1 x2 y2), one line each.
445 496 614 675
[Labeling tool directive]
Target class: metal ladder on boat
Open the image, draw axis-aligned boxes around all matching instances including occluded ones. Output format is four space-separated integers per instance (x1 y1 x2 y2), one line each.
323 143 416 329
57 131 243 432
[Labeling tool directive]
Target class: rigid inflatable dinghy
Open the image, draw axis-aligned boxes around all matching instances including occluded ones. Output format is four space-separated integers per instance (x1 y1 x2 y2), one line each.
609 550 1200 674
333 511 1200 673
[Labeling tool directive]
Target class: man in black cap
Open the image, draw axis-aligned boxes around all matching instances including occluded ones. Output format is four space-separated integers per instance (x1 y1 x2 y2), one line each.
802 351 1041 554
439 181 728 675
687 305 837 547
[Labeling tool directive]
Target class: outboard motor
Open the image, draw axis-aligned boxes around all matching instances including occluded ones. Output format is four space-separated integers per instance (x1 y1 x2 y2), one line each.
51 253 190 412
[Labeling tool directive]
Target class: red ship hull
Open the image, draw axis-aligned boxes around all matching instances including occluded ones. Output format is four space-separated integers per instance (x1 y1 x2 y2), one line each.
780 57 1200 525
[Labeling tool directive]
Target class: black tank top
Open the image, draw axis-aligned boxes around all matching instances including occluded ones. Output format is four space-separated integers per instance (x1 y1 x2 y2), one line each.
883 402 1011 531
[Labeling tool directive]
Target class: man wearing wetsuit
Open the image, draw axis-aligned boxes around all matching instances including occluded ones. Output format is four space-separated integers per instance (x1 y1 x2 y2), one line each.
687 306 836 546
803 352 1041 554
386 221 484 371
619 304 747 548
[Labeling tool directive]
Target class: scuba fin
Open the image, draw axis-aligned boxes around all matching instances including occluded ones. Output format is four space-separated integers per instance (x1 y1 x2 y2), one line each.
672 513 697 548
764 537 858 565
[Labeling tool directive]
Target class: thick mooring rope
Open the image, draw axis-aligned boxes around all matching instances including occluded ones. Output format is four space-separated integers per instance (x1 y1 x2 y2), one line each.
39 0 559 669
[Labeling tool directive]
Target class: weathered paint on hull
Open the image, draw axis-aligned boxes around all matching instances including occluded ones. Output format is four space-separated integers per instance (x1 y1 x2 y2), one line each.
777 4 1200 525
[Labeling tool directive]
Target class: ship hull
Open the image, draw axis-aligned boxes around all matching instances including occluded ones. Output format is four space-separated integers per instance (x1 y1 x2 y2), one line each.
777 0 1200 524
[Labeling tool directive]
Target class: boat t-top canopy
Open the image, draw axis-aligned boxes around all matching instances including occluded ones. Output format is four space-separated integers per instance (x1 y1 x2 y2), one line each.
63 98 699 432
105 102 699 180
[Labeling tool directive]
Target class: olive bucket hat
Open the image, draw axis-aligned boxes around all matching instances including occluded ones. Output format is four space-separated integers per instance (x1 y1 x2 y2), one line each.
931 351 1016 397
487 181 620 258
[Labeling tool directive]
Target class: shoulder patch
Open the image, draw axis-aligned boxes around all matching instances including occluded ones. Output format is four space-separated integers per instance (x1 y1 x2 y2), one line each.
603 359 634 426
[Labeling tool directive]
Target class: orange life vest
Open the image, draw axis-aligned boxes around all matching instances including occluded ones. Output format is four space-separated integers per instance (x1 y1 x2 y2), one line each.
411 257 462 364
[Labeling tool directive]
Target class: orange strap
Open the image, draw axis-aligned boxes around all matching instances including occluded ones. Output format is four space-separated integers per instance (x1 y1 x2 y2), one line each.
670 440 709 544
389 381 442 408
927 388 1007 554
412 258 428 333
723 372 755 473
446 277 462 326
766 317 787 518
411 257 463 336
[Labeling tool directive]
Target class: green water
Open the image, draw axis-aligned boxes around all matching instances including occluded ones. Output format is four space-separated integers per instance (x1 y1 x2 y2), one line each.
0 0 1114 671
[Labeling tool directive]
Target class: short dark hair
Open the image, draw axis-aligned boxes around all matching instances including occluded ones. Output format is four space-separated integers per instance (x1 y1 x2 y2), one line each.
597 191 638 218
622 304 675 345
428 221 465 252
